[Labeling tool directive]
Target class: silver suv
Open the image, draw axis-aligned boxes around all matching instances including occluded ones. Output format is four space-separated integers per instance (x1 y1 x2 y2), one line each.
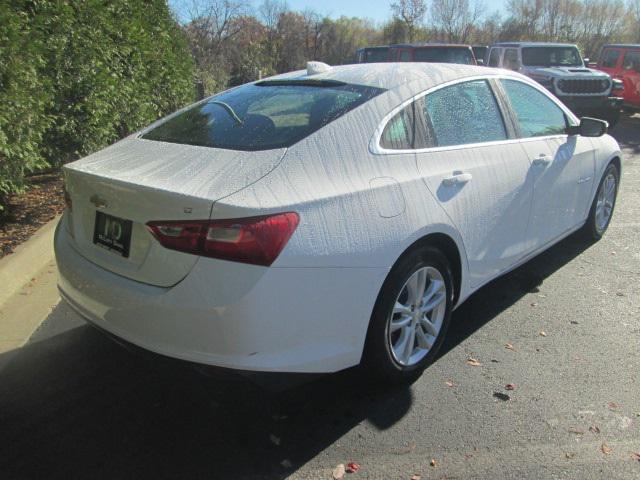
486 42 622 125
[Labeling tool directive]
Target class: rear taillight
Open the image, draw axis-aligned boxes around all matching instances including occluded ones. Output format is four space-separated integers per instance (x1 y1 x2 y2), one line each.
146 212 299 266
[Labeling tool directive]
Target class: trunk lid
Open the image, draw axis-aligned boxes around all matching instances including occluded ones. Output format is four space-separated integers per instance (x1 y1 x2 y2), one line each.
63 137 286 287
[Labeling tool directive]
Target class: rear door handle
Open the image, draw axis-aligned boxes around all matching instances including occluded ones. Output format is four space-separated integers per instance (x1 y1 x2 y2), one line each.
442 172 473 187
532 154 552 166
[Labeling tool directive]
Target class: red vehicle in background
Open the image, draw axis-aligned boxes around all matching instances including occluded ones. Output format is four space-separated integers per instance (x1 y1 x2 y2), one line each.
595 44 640 113
356 44 477 65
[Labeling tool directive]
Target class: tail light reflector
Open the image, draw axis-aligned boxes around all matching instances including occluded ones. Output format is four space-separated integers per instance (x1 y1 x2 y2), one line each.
146 212 299 266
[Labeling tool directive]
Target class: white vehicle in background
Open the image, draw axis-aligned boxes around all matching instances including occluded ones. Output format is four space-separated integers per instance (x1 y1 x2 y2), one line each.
55 62 621 383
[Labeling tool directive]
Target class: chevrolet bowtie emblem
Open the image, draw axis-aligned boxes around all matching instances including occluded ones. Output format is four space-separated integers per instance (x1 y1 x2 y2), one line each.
89 194 108 209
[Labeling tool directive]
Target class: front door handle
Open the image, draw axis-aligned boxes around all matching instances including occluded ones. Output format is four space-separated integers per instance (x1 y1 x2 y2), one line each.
532 154 552 166
442 172 473 187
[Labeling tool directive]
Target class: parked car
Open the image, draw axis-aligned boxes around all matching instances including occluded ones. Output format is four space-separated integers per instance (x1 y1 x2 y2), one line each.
486 42 622 125
56 62 621 383
356 43 476 65
472 45 488 65
594 44 640 113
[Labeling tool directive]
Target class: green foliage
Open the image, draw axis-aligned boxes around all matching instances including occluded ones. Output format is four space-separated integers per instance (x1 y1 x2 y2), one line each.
0 3 52 211
0 0 195 213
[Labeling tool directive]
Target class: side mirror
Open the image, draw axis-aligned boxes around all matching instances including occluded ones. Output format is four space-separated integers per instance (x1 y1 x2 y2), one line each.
476 58 484 65
583 57 590 65
566 117 608 137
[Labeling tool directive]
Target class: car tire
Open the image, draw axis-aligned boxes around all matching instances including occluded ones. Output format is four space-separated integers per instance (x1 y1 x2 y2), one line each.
582 162 619 241
362 246 453 384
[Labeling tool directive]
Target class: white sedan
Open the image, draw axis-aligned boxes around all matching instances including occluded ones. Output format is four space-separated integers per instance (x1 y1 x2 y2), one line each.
55 62 621 383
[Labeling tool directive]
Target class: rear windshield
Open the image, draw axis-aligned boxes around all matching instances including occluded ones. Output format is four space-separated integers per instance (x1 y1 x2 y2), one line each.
362 48 389 62
142 81 385 151
521 47 582 67
414 47 475 64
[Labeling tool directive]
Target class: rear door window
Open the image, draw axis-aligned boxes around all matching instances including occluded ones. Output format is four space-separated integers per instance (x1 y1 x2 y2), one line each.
601 49 621 68
488 48 501 67
501 79 567 137
623 50 640 72
504 49 519 70
142 81 385 151
421 80 507 147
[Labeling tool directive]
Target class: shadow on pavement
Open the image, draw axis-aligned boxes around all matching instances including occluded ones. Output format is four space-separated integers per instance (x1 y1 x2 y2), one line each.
0 229 598 480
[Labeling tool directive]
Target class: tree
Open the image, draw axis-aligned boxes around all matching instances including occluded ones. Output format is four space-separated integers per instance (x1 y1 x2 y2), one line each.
431 0 484 43
390 0 427 42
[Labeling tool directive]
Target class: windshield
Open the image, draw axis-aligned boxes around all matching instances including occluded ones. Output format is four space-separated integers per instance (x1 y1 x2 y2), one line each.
142 81 384 151
521 47 583 67
414 47 475 64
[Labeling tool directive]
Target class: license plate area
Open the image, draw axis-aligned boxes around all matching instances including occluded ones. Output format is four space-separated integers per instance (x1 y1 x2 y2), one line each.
93 211 133 258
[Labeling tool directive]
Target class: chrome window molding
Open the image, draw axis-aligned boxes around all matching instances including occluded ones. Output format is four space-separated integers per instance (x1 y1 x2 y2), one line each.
370 73 580 156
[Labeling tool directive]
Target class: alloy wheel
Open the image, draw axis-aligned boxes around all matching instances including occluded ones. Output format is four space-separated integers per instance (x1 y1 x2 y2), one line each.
387 266 447 367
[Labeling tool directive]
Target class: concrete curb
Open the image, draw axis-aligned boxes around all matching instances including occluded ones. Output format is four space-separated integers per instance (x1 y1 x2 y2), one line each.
0 216 60 308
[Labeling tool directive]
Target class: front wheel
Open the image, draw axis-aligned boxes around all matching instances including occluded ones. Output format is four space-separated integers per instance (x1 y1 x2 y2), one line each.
582 162 619 240
362 246 453 384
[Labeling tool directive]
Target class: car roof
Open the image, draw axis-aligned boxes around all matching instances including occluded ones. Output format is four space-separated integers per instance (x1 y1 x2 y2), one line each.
267 63 520 91
491 42 578 48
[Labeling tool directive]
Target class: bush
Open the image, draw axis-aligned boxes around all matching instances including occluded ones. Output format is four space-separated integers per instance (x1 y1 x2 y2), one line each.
0 3 52 213
0 0 196 213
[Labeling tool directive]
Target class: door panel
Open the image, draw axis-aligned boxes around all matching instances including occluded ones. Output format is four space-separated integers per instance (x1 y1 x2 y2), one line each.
413 79 533 287
499 77 596 249
622 50 640 106
417 144 534 287
519 136 595 249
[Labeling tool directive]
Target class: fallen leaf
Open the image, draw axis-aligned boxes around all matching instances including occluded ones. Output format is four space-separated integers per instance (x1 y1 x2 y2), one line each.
611 251 617 255
565 452 576 459
616 292 625 297
539 331 547 337
280 459 293 469
410 475 421 480
345 462 360 473
608 402 620 410
430 459 437 467
601 443 612 455
530 302 538 307
570 320 579 325
445 380 455 387
491 359 500 363
505 343 516 351
505 383 516 391
493 392 510 401
568 427 584 435
269 434 281 446
589 426 600 434
333 464 346 479
632 452 640 462
466 358 481 367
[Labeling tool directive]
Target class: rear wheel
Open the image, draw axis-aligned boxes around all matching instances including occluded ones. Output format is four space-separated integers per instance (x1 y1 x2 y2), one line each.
582 162 619 240
363 246 453 384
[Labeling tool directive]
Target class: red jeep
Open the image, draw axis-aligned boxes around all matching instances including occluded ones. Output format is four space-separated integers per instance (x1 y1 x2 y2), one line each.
595 44 640 113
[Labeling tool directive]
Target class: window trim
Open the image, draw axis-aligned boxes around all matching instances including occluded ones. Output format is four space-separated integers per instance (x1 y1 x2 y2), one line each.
371 74 579 156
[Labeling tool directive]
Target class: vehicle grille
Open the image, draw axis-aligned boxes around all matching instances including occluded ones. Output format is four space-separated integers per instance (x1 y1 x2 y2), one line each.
557 79 610 94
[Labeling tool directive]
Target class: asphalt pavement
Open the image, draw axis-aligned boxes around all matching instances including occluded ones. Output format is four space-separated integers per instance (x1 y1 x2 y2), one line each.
1 117 639 479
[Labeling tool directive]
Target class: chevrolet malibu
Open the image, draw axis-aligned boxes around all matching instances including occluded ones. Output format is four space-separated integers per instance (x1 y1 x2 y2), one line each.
55 63 621 383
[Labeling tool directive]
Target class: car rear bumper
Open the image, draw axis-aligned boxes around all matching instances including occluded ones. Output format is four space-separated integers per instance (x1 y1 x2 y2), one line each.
55 216 387 373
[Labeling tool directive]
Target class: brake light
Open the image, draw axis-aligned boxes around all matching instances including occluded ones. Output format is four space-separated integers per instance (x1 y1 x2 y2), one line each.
146 212 299 266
